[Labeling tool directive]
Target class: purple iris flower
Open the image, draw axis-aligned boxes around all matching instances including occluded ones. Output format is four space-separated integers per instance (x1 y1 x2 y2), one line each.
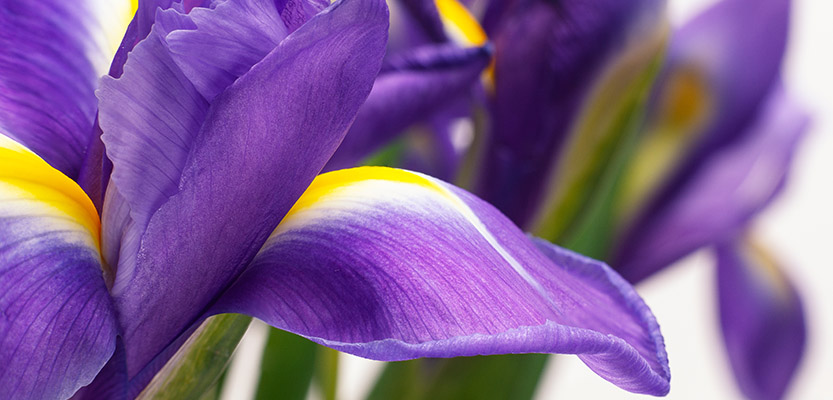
0 0 671 399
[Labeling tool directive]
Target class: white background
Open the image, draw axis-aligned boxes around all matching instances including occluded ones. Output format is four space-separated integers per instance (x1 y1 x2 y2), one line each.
222 0 833 399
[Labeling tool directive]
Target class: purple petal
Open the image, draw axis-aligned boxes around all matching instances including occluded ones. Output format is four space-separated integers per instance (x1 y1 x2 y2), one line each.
98 0 333 276
715 238 806 400
622 0 793 258
325 44 491 171
0 1 114 178
473 0 664 227
0 135 118 399
670 0 790 155
396 0 447 44
213 167 670 395
104 0 388 383
614 86 809 283
98 10 209 287
165 0 326 102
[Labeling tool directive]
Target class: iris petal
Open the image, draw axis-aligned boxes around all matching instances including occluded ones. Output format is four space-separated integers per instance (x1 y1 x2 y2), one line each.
98 0 389 386
0 134 118 400
0 0 130 178
212 167 671 395
715 238 806 400
326 44 491 171
614 86 808 283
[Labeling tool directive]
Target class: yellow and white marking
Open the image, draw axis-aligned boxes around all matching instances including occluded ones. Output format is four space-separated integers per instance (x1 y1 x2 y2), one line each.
86 0 137 75
278 166 550 300
0 133 101 250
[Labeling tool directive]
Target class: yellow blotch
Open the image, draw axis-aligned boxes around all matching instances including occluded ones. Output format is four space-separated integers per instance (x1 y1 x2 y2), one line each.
742 238 793 302
0 134 101 249
284 167 447 220
618 64 713 220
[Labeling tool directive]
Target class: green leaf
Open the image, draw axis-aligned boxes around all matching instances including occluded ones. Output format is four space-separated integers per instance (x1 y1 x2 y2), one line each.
532 27 668 245
137 314 252 400
367 355 548 400
314 346 340 400
255 328 318 400
366 359 426 400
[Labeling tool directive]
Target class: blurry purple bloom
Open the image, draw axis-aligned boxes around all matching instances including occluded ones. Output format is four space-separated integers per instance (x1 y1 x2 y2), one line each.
0 0 671 399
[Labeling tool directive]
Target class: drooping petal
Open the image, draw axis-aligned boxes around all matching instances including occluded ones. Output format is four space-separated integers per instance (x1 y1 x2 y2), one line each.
0 134 118 399
715 238 805 400
102 0 388 383
0 0 132 178
619 0 792 256
213 167 671 396
614 86 809 283
325 44 491 171
473 0 665 228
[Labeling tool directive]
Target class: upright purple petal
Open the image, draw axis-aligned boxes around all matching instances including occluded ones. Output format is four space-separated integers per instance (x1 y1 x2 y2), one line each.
614 86 809 283
164 0 326 101
101 0 388 384
98 10 209 288
0 0 127 178
213 167 670 396
473 0 664 228
715 238 806 400
0 135 118 399
98 0 334 278
326 44 491 171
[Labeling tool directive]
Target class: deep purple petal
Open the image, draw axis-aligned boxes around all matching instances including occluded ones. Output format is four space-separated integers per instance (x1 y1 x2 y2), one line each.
473 0 664 227
213 167 670 395
106 0 388 382
396 0 447 43
0 1 114 178
325 44 491 171
715 239 806 400
614 86 809 283
0 135 118 399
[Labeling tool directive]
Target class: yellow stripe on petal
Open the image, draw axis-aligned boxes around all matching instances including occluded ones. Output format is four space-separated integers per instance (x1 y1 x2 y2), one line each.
434 0 494 90
280 166 553 303
0 133 101 249
285 167 450 220
435 0 487 47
